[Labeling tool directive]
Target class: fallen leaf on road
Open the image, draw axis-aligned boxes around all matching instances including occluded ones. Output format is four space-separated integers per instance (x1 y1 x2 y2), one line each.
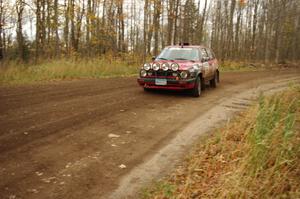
27 189 38 193
42 176 57 183
9 195 16 199
65 162 72 168
35 171 43 176
119 164 126 169
108 133 120 138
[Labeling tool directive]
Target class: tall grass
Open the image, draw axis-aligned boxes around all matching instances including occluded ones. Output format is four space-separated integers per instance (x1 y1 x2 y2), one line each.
145 87 300 198
219 60 300 72
236 90 299 198
0 55 142 85
0 56 298 85
220 60 261 72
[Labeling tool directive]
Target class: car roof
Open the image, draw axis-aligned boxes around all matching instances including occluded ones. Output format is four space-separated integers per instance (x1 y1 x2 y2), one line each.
165 45 208 49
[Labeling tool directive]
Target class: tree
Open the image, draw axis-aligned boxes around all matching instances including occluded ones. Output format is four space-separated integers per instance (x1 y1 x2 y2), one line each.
16 0 25 60
0 0 4 60
153 0 162 55
0 0 299 63
117 0 125 52
53 0 59 57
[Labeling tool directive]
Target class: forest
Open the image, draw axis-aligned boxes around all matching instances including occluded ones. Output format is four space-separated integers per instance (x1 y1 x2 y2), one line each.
0 0 299 65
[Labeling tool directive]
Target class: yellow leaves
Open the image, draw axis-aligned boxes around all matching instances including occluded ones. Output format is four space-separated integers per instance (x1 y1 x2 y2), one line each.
238 0 246 8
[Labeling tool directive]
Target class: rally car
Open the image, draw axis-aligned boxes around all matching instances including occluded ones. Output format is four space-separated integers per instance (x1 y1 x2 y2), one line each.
137 44 219 97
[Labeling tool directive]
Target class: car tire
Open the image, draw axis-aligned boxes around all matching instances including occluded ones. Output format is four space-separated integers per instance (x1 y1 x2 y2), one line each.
210 73 217 88
144 87 150 92
191 76 201 97
216 70 220 83
201 77 205 91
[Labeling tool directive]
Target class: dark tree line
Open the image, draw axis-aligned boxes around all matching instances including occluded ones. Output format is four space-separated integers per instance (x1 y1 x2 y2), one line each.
0 0 299 63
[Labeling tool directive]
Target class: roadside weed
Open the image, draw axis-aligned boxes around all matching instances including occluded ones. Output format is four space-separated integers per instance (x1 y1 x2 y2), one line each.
145 87 300 198
0 56 142 85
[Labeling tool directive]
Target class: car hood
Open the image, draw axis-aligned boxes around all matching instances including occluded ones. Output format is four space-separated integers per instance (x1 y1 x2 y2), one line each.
152 60 197 70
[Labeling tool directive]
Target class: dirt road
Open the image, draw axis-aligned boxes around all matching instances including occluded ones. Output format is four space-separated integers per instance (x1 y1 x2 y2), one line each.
0 70 299 199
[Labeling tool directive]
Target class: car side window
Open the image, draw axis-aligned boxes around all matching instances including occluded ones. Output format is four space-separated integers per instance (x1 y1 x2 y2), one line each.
200 48 208 60
198 49 203 59
206 48 214 60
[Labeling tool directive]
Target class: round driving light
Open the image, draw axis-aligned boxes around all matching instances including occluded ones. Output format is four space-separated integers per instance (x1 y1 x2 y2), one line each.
180 71 188 79
143 63 151 71
172 72 178 77
140 69 147 77
152 63 160 71
171 63 179 71
161 63 169 71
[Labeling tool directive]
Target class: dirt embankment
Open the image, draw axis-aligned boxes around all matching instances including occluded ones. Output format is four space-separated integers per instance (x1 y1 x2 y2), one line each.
0 70 299 199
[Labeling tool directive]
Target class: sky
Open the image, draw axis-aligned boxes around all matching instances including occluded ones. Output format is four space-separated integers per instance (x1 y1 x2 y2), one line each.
4 0 212 41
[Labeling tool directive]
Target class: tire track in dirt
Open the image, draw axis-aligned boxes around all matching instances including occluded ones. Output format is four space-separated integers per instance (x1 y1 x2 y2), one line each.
0 70 299 199
107 75 300 199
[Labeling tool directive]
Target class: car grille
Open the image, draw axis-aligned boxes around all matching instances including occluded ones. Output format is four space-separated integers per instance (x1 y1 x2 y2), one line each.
150 70 176 77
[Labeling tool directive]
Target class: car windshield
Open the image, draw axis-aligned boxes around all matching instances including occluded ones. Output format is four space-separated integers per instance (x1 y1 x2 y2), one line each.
156 47 200 61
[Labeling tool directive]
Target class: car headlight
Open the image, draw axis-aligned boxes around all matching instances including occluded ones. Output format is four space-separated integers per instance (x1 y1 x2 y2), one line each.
180 71 188 79
152 63 160 71
140 69 147 77
171 63 179 71
143 63 151 71
188 67 195 73
161 63 169 71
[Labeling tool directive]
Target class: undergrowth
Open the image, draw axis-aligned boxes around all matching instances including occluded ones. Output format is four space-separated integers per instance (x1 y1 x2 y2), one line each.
0 55 142 85
0 56 297 85
144 86 300 199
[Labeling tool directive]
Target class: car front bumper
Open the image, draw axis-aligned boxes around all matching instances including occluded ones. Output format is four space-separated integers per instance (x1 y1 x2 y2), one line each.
137 77 196 90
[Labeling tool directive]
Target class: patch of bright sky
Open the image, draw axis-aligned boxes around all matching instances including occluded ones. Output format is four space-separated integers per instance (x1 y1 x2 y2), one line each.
6 0 211 40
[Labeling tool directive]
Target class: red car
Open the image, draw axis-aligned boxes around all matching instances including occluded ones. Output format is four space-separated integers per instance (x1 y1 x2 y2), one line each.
137 44 220 97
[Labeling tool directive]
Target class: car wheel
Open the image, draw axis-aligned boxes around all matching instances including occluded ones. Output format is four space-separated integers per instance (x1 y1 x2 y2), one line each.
191 76 201 97
201 77 205 91
216 71 220 83
210 73 217 88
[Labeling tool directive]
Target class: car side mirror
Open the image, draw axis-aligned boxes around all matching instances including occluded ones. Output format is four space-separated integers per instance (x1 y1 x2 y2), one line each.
152 56 156 61
201 57 208 62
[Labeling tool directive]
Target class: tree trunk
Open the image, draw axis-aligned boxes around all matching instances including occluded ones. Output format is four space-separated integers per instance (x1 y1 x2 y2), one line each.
143 0 148 59
251 0 260 60
117 0 125 52
173 0 180 44
16 0 25 61
54 0 60 57
0 0 3 60
167 0 174 45
153 0 161 56
199 0 208 43
86 0 91 52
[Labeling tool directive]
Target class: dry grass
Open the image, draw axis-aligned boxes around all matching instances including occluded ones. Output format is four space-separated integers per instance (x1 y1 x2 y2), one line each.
0 54 142 85
220 61 261 72
143 86 300 199
0 56 298 85
220 60 300 72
